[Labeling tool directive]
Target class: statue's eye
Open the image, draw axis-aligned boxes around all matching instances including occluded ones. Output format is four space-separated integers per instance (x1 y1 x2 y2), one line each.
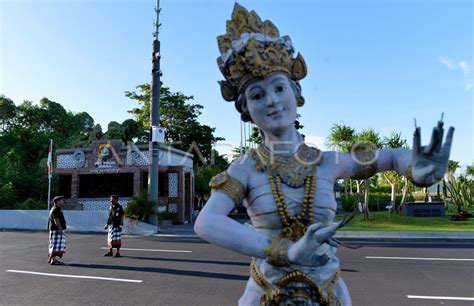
276 85 285 93
252 93 263 100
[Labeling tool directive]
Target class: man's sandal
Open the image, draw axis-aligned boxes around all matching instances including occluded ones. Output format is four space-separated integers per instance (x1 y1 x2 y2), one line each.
50 259 65 265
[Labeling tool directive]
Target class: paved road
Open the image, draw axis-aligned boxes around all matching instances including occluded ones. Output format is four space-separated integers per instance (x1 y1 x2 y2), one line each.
0 232 473 305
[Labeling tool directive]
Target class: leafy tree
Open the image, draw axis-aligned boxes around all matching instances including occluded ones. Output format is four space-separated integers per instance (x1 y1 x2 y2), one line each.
0 96 100 208
0 95 16 133
327 123 356 153
248 126 262 146
121 119 145 143
443 160 461 203
194 165 225 209
465 165 474 180
447 160 460 182
88 124 104 143
124 191 156 222
355 128 382 150
125 83 225 166
381 131 409 212
102 119 147 144
327 123 356 197
354 128 382 220
104 121 123 140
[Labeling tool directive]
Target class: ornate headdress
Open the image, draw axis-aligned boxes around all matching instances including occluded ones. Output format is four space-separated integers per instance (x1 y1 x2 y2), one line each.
217 3 307 102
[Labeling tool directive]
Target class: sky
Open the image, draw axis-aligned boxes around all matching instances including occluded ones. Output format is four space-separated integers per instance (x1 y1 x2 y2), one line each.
1 0 472 168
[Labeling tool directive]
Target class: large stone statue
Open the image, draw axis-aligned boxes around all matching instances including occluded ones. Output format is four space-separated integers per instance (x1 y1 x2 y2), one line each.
194 4 454 305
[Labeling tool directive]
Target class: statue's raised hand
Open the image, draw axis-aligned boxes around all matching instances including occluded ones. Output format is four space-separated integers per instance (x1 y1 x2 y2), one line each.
411 120 454 187
287 221 341 267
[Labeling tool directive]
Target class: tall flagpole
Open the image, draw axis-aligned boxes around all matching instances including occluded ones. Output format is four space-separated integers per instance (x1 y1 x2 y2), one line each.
148 0 161 228
47 139 53 210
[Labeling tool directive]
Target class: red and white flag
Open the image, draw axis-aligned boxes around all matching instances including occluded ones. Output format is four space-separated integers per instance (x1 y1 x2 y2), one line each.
47 139 53 179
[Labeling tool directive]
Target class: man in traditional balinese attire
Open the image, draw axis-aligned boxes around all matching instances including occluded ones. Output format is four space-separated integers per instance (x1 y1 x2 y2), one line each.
104 195 124 258
48 195 67 265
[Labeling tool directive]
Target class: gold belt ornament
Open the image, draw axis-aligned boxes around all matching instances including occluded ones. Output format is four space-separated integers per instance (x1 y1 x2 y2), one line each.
250 259 341 306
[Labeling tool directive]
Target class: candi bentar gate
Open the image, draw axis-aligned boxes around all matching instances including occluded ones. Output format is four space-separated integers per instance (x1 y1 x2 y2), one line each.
55 139 195 224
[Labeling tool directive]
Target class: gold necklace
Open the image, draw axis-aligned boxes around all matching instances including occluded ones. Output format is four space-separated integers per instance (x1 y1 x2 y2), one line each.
269 171 316 241
252 143 321 241
253 143 321 187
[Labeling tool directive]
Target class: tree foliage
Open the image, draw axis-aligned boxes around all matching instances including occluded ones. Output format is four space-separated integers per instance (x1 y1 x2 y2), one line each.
0 95 99 208
327 123 356 152
381 131 409 211
125 83 225 167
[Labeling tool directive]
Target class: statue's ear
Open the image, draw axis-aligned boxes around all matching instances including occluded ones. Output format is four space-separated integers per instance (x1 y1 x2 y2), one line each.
241 98 249 114
219 81 238 102
292 53 307 80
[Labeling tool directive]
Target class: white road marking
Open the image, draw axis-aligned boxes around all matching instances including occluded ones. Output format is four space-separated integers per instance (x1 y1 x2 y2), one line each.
407 295 474 301
100 247 192 253
6 270 142 283
366 256 474 262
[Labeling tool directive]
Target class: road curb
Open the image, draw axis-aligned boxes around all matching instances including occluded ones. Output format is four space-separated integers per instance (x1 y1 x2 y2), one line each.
152 230 474 242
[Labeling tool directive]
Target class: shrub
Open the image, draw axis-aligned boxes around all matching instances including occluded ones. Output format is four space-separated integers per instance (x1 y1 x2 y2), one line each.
0 182 18 209
157 211 176 221
17 198 47 210
124 191 156 222
411 191 427 202
342 192 414 212
445 178 473 213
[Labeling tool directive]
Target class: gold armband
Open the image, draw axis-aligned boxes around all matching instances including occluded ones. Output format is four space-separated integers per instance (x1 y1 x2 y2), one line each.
351 144 377 180
264 236 291 267
404 164 431 187
209 171 246 207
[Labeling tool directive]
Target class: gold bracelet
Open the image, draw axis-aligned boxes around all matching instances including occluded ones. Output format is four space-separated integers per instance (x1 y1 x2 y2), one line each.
264 237 291 267
351 144 377 180
209 171 246 207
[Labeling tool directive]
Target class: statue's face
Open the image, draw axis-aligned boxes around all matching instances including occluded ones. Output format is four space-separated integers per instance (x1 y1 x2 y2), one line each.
243 73 297 134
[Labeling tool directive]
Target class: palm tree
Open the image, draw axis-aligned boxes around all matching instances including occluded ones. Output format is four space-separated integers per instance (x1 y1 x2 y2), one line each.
194 165 225 210
382 131 408 212
327 124 356 197
355 128 382 220
327 123 356 153
447 160 460 182
442 160 461 202
464 165 474 180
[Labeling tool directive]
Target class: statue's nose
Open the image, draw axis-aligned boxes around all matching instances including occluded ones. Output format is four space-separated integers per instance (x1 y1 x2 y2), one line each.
265 92 279 107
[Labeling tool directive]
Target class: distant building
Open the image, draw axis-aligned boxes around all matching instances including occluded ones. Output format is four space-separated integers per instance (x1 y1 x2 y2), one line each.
55 139 194 224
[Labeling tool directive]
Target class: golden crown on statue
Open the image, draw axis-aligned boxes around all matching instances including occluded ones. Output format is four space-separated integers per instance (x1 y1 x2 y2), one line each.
217 3 307 102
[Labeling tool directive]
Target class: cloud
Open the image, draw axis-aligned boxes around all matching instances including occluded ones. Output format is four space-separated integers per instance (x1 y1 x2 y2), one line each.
459 61 470 75
304 135 328 151
465 80 473 92
439 56 455 69
439 56 471 91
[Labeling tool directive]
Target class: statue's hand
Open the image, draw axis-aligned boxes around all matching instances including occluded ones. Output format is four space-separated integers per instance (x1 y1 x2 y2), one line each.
287 221 341 267
411 121 454 187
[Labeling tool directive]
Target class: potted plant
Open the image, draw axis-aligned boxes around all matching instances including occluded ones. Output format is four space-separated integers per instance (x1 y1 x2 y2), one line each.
157 211 176 227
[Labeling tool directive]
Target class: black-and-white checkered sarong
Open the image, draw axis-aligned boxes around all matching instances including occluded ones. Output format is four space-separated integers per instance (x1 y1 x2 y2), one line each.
107 226 122 248
49 230 66 256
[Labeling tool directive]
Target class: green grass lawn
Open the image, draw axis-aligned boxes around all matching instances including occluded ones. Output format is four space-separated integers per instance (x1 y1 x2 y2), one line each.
336 209 474 232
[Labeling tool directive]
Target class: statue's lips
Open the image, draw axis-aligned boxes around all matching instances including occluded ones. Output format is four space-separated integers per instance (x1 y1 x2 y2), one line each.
267 109 284 118
267 110 282 117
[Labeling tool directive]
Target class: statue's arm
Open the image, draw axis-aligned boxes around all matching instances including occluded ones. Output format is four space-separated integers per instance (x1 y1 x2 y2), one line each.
330 122 454 187
194 163 269 258
331 148 427 178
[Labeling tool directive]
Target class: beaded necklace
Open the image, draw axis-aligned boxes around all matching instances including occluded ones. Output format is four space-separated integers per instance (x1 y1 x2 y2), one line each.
252 143 322 241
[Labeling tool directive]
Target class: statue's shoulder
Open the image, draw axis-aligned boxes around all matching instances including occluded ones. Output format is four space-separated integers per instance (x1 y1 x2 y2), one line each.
226 154 255 188
320 150 335 163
